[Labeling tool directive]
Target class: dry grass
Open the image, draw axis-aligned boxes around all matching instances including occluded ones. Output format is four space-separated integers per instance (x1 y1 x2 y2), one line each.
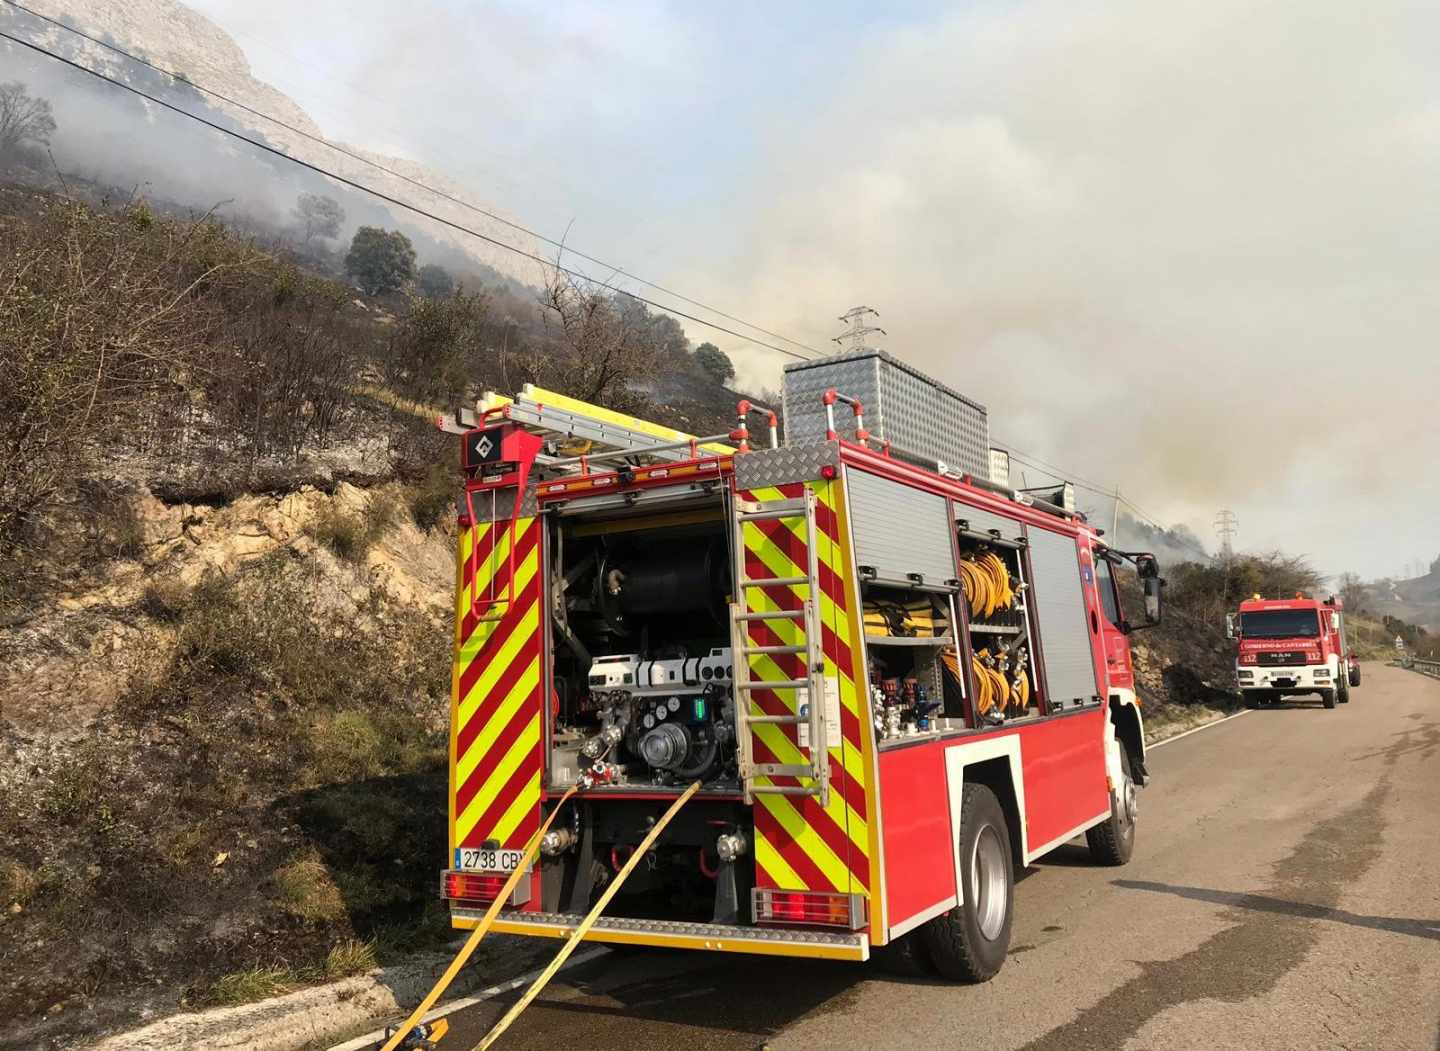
2 859 39 906
324 938 378 979
204 966 299 1006
273 851 347 924
307 496 398 563
138 575 189 622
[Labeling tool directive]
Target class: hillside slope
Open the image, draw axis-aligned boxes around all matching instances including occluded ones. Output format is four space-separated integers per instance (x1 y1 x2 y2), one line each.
6 0 544 286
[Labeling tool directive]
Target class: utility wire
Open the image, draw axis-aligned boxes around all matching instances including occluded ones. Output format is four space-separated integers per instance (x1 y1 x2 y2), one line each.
0 14 822 362
2 0 824 358
1 9 1215 560
1002 445 1212 561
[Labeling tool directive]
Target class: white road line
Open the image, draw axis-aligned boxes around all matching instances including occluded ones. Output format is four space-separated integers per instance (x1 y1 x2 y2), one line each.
1148 708 1253 750
328 946 611 1051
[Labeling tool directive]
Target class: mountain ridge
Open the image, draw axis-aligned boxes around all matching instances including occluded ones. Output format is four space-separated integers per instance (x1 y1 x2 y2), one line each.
9 0 545 286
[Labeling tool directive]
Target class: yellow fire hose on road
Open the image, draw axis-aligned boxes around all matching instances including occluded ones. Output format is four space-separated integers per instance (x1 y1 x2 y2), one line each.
471 780 701 1050
383 779 702 1051
379 785 581 1051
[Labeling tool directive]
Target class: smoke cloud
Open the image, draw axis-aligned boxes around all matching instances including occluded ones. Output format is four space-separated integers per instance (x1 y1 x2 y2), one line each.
696 0 1440 580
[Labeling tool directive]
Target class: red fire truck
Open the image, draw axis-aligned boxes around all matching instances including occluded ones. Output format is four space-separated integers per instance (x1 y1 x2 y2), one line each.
1228 594 1360 709
436 357 1163 980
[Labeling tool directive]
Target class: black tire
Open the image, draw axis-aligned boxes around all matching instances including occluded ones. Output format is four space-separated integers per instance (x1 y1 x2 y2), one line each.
1087 747 1136 866
1349 665 1361 688
921 783 1013 982
1321 688 1337 709
874 929 934 977
1338 677 1350 704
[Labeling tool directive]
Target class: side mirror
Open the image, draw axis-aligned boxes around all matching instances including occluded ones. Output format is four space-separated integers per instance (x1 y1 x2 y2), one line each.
1225 612 1236 640
1143 575 1164 625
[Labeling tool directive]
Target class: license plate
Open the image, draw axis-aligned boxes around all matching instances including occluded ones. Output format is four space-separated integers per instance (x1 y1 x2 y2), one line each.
1273 678 1295 688
455 847 526 874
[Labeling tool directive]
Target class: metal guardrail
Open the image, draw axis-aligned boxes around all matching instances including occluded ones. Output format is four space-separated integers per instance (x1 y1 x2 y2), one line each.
1395 657 1440 679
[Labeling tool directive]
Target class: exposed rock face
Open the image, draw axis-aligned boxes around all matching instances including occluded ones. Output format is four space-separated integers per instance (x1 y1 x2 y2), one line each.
0 482 454 737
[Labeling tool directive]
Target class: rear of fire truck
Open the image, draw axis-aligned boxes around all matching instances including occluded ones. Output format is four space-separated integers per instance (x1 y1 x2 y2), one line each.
1229 595 1358 708
438 387 873 960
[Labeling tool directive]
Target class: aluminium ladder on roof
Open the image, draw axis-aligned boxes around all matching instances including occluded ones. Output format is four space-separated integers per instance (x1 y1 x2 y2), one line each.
728 488 831 807
439 385 734 470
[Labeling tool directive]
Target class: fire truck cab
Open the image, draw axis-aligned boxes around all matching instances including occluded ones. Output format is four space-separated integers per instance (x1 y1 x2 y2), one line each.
439 353 1163 981
1228 594 1359 709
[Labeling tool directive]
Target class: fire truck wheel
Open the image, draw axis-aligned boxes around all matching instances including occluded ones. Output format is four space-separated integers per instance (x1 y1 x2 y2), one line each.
1349 665 1361 688
922 783 1013 982
1338 677 1350 704
874 929 935 977
1086 747 1136 866
1320 688 1337 709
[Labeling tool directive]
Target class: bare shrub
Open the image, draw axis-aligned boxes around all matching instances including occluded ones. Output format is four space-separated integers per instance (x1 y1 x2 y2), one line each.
540 265 661 410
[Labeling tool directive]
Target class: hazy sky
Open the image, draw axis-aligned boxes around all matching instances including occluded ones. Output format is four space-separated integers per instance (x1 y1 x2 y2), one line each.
175 2 1440 578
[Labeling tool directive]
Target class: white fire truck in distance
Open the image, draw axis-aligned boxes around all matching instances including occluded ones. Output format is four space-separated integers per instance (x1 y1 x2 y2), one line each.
437 349 1163 979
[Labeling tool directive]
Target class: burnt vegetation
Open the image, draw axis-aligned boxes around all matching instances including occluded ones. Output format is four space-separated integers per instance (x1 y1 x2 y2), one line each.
0 90 752 1033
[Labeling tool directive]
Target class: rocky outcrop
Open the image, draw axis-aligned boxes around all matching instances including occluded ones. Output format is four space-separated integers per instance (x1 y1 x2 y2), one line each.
0 482 453 737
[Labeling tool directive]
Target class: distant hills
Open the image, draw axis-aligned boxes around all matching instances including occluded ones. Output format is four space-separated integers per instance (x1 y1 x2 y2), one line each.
1358 562 1440 632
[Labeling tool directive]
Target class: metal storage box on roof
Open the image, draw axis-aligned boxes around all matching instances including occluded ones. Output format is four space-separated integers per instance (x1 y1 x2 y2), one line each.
782 349 989 478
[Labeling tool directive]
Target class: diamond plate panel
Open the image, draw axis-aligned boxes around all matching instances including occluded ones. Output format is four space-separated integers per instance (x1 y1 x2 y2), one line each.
782 350 988 477
733 441 841 490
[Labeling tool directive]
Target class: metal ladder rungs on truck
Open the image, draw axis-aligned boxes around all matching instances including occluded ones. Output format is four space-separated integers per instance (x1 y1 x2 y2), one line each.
729 489 831 807
437 383 736 469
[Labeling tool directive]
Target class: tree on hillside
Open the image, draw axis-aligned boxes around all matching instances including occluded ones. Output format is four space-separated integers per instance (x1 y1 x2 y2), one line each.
0 81 57 155
345 226 415 296
1336 572 1366 613
694 342 734 384
293 193 345 245
541 265 660 408
417 263 455 299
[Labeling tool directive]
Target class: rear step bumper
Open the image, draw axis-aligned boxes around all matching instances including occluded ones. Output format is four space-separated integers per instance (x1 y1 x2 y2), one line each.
452 908 870 961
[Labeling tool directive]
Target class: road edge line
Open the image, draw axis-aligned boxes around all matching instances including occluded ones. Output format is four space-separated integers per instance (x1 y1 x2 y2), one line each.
1148 707 1252 750
328 947 610 1051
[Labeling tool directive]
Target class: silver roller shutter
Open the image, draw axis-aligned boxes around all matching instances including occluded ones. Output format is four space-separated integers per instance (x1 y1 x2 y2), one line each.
846 468 956 590
953 502 1024 543
1027 527 1099 708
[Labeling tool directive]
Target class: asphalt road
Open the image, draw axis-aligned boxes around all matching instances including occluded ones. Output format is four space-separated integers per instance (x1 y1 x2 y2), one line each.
365 663 1440 1051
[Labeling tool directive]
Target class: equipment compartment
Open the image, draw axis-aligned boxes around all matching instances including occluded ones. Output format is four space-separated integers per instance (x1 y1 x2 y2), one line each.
547 497 740 793
861 582 964 743
953 533 1040 724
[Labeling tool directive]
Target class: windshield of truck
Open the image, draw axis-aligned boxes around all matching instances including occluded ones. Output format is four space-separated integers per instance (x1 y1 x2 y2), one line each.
1239 609 1320 638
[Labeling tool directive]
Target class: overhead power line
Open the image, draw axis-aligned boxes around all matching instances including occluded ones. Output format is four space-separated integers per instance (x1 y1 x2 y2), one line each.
0 11 822 362
1000 444 1212 561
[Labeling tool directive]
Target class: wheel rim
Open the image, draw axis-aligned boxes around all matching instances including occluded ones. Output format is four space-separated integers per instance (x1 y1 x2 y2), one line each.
970 824 1008 940
1121 772 1138 825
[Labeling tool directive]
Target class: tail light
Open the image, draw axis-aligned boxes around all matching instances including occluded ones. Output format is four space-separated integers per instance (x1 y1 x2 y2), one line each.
441 870 530 907
1238 653 1257 665
753 889 867 930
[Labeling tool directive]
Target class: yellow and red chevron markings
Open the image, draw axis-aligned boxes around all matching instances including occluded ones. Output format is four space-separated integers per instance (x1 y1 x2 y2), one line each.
450 513 544 857
739 481 871 898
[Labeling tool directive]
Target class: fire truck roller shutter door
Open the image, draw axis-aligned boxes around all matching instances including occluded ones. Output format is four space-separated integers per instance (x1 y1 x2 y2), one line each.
954 504 1024 544
1028 529 1100 709
846 469 955 590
